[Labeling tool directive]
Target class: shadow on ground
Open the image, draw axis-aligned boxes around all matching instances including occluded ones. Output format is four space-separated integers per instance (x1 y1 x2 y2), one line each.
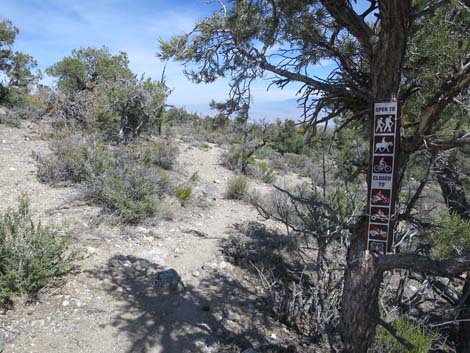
89 254 295 353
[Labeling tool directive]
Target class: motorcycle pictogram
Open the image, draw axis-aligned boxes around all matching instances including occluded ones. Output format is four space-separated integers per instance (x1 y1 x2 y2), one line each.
371 209 389 222
369 226 387 239
371 191 389 205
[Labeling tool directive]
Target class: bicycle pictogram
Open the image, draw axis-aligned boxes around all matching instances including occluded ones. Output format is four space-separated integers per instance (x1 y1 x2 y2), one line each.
373 158 392 173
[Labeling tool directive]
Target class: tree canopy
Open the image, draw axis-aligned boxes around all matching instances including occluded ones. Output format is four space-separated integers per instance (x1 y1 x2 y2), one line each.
160 1 470 352
46 46 134 94
0 19 39 106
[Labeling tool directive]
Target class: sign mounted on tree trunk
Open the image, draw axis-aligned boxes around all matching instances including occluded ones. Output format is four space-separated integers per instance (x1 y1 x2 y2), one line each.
367 102 401 254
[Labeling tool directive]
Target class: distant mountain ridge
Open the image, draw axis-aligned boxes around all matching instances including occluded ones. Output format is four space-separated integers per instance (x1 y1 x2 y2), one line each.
177 98 303 122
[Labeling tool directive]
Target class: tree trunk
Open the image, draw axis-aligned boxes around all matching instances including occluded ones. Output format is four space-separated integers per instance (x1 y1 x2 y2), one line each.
341 219 383 353
457 277 470 353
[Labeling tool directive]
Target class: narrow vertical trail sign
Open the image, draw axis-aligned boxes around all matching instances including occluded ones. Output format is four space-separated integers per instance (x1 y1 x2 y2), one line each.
367 102 401 254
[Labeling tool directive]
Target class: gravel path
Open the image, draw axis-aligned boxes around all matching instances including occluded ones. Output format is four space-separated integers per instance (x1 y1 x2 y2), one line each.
0 124 295 353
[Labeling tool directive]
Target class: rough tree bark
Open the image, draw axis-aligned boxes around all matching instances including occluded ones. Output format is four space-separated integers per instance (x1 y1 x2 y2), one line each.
340 1 411 352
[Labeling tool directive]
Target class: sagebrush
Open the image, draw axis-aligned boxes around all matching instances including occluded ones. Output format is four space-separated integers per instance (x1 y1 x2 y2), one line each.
0 195 80 302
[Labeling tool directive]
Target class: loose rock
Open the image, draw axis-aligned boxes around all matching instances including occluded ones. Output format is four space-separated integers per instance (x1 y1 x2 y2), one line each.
155 268 185 294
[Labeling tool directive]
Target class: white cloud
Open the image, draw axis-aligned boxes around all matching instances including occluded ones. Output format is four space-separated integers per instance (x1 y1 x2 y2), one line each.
0 0 326 118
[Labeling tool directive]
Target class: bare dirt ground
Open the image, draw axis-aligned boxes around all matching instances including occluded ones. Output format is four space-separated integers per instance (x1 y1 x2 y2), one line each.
0 124 308 353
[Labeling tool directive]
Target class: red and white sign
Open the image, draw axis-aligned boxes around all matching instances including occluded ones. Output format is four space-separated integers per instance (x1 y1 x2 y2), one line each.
367 102 400 253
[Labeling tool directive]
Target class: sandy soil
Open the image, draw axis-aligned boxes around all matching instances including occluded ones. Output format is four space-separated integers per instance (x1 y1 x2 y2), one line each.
0 124 307 353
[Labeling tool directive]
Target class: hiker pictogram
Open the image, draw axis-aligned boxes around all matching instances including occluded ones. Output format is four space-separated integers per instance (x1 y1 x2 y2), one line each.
375 115 395 133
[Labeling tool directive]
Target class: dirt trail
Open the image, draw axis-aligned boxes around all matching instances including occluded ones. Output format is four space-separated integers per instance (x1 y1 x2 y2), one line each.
0 125 291 353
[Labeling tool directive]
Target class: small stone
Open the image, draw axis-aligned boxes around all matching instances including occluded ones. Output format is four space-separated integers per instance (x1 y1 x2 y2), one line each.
192 271 200 278
62 300 69 307
86 246 97 254
9 167 16 171
242 349 257 353
136 226 150 234
219 261 229 269
31 319 44 327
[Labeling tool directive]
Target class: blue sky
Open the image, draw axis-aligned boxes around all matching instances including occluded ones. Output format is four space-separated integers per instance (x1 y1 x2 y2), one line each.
0 0 338 120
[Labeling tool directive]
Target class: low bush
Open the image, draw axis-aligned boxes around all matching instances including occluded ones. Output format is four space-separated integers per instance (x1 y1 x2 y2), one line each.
249 160 276 183
432 212 470 258
221 147 255 173
372 318 435 353
175 186 192 205
36 134 172 223
0 109 21 127
35 134 113 184
140 139 179 170
0 195 80 303
89 165 168 223
225 175 249 200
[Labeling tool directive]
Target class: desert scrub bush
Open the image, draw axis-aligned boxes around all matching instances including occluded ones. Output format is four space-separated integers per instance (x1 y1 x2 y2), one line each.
249 160 276 183
0 108 21 127
139 139 179 170
222 222 316 334
36 134 171 223
175 186 192 205
89 165 168 223
432 212 470 258
281 153 312 176
0 195 80 303
36 134 114 184
221 147 255 173
372 318 434 353
225 175 249 200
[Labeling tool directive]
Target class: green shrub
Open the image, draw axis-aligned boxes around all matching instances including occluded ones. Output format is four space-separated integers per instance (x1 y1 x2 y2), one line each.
225 175 249 200
372 318 434 353
190 172 200 182
36 134 171 223
0 108 21 127
36 135 114 184
250 160 276 183
221 147 255 173
140 139 179 170
175 186 192 205
89 165 167 223
224 231 253 261
433 212 470 259
0 195 80 302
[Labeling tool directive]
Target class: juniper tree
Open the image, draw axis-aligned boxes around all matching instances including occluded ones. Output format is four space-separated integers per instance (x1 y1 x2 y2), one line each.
0 19 39 106
160 1 470 352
